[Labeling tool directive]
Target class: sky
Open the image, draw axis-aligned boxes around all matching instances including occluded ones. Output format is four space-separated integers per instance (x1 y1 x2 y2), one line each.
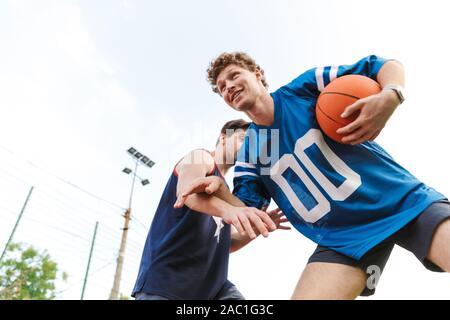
0 0 449 299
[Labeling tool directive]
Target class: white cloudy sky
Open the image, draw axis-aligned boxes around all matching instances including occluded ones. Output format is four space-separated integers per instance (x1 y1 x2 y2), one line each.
0 0 449 299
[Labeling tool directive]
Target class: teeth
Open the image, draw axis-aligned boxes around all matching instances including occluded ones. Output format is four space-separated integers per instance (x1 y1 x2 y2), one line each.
233 90 242 102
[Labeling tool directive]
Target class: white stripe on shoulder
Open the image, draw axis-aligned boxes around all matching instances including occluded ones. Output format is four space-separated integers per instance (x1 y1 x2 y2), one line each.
329 66 338 83
235 161 256 169
234 172 259 178
315 67 324 92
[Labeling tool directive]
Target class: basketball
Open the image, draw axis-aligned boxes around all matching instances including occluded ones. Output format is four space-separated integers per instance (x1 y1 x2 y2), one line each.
316 75 381 143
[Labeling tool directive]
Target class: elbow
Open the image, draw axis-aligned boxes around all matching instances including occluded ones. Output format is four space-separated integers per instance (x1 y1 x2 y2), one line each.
229 238 239 253
386 59 404 72
229 239 245 253
229 244 239 253
391 59 404 67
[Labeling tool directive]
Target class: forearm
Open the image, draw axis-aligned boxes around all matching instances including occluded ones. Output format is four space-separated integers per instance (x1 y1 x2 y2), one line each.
213 182 246 207
214 183 264 251
230 231 255 252
215 184 269 251
230 216 267 252
183 193 230 218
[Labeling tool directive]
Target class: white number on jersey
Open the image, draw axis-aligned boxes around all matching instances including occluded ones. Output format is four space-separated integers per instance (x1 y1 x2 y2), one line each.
270 129 361 223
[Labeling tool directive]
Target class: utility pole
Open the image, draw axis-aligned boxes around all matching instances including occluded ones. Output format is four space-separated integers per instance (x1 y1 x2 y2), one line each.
81 221 99 300
109 147 154 300
0 186 34 263
109 208 131 300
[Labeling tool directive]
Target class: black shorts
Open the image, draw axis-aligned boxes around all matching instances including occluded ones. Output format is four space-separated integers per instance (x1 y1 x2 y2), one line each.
307 200 450 296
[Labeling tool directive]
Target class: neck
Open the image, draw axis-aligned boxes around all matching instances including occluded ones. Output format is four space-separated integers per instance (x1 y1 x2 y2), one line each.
210 151 232 176
245 91 274 126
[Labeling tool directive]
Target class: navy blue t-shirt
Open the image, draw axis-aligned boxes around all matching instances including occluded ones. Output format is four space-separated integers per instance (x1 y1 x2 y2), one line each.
132 163 233 299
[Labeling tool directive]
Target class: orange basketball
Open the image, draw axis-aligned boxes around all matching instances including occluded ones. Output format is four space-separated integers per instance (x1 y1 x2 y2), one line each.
316 75 381 143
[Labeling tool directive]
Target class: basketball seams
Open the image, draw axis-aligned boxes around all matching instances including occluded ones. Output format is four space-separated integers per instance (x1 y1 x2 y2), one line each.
315 75 381 143
316 103 348 126
319 91 361 100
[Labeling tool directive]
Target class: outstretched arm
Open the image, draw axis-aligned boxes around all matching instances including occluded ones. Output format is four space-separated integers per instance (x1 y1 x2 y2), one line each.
230 208 291 252
175 151 276 239
175 176 289 251
175 175 243 207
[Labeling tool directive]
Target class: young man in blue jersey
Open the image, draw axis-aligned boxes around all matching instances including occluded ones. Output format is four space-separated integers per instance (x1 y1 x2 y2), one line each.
196 52 450 299
132 119 289 300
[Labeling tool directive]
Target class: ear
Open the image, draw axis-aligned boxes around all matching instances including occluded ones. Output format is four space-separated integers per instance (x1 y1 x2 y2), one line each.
219 133 226 145
255 67 262 81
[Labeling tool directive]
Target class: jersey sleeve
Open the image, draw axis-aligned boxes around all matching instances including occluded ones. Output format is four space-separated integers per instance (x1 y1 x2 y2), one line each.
283 55 390 97
232 134 271 209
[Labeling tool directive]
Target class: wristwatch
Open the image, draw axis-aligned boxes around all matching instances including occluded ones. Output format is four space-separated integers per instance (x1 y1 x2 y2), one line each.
383 84 405 104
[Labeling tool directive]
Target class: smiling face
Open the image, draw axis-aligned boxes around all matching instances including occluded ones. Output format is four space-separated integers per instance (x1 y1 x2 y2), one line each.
215 64 266 112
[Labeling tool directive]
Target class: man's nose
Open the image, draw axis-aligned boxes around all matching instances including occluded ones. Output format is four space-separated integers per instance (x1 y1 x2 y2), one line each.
226 83 236 95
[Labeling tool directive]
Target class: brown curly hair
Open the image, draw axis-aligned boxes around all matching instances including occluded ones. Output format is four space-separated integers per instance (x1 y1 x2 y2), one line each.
207 52 268 94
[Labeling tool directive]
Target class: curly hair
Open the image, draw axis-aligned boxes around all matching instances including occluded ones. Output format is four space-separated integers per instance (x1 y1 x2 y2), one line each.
206 52 268 94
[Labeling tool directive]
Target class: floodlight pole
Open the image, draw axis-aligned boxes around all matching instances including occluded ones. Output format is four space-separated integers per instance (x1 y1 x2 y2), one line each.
128 160 139 209
110 144 156 301
109 160 138 300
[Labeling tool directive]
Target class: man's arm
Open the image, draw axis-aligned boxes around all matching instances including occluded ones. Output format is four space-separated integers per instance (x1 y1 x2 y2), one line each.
230 208 290 252
175 175 289 252
336 59 405 144
376 60 405 88
175 150 275 239
286 55 405 145
175 175 244 206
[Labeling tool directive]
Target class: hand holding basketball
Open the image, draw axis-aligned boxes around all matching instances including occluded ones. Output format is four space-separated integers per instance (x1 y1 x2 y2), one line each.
316 75 401 145
337 89 400 144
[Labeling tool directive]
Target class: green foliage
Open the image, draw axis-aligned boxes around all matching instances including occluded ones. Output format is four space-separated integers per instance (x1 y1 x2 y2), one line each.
119 293 130 300
0 242 66 300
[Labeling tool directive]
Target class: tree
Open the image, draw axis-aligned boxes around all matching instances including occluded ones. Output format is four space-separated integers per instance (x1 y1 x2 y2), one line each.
119 293 130 300
0 242 67 300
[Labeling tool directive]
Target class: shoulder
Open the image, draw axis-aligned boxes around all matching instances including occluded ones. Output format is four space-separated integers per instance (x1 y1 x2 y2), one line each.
277 67 319 98
175 149 215 175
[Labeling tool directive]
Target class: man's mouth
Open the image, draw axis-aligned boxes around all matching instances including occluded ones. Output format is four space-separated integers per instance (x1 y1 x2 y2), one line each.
231 89 243 103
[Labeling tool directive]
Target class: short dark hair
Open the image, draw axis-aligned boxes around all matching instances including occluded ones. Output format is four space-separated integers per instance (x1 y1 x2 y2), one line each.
216 119 250 145
207 52 268 94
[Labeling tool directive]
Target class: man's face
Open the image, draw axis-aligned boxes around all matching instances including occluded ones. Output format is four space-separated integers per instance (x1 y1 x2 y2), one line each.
216 64 263 112
220 129 246 165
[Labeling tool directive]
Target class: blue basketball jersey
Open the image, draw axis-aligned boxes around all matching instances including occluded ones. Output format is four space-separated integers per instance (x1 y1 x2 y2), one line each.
132 161 233 299
233 55 446 260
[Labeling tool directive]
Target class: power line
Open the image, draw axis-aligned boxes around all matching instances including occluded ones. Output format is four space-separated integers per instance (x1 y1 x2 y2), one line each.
0 183 127 235
0 169 150 243
0 166 32 188
55 259 117 296
0 145 126 210
0 146 152 299
0 204 21 216
130 216 150 231
1 217 124 261
0 167 126 221
13 233 110 262
0 206 146 258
